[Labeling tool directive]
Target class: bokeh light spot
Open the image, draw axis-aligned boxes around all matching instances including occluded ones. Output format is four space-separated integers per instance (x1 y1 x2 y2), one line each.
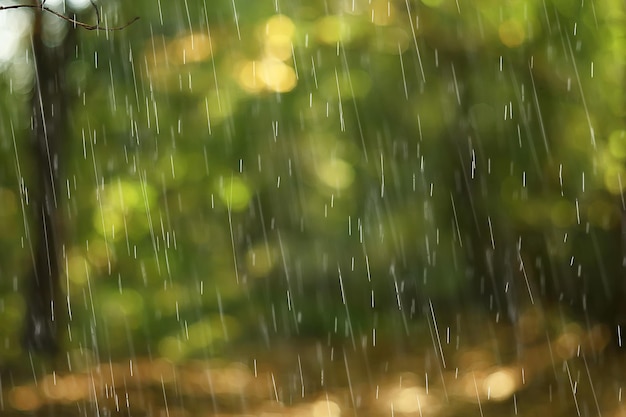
216 177 252 211
316 158 355 190
499 19 525 47
609 130 626 159
259 58 297 92
483 368 518 401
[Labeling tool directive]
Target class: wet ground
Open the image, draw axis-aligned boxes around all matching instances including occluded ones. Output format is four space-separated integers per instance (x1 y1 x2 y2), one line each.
2 308 626 417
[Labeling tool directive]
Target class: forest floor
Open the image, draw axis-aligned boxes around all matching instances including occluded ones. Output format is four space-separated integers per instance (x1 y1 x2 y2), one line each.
2 308 625 417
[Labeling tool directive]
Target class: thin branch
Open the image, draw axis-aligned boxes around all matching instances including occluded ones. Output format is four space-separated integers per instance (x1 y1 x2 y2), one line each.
0 3 139 31
88 0 100 28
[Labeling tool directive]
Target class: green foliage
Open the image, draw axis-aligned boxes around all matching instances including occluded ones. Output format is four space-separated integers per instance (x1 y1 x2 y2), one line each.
0 0 624 361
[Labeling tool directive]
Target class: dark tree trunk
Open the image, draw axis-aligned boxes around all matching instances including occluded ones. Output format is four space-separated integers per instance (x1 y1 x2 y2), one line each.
22 1 72 354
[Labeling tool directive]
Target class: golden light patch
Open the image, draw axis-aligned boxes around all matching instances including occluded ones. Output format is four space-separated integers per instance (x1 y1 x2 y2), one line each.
167 33 214 65
386 386 440 414
264 14 295 61
316 158 355 190
238 58 297 93
312 399 341 417
40 374 90 403
9 386 42 411
258 58 297 93
237 60 263 92
499 19 525 47
264 39 293 61
265 14 296 41
370 0 397 26
483 368 519 401
555 323 583 359
144 32 214 68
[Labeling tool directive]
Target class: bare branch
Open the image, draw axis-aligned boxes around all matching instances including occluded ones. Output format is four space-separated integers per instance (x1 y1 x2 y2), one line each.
0 3 139 31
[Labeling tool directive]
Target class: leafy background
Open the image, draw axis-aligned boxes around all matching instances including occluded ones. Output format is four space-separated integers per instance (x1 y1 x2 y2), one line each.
0 0 624 366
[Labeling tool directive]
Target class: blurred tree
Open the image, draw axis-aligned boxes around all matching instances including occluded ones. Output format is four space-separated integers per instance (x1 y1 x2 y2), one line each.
20 0 74 355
